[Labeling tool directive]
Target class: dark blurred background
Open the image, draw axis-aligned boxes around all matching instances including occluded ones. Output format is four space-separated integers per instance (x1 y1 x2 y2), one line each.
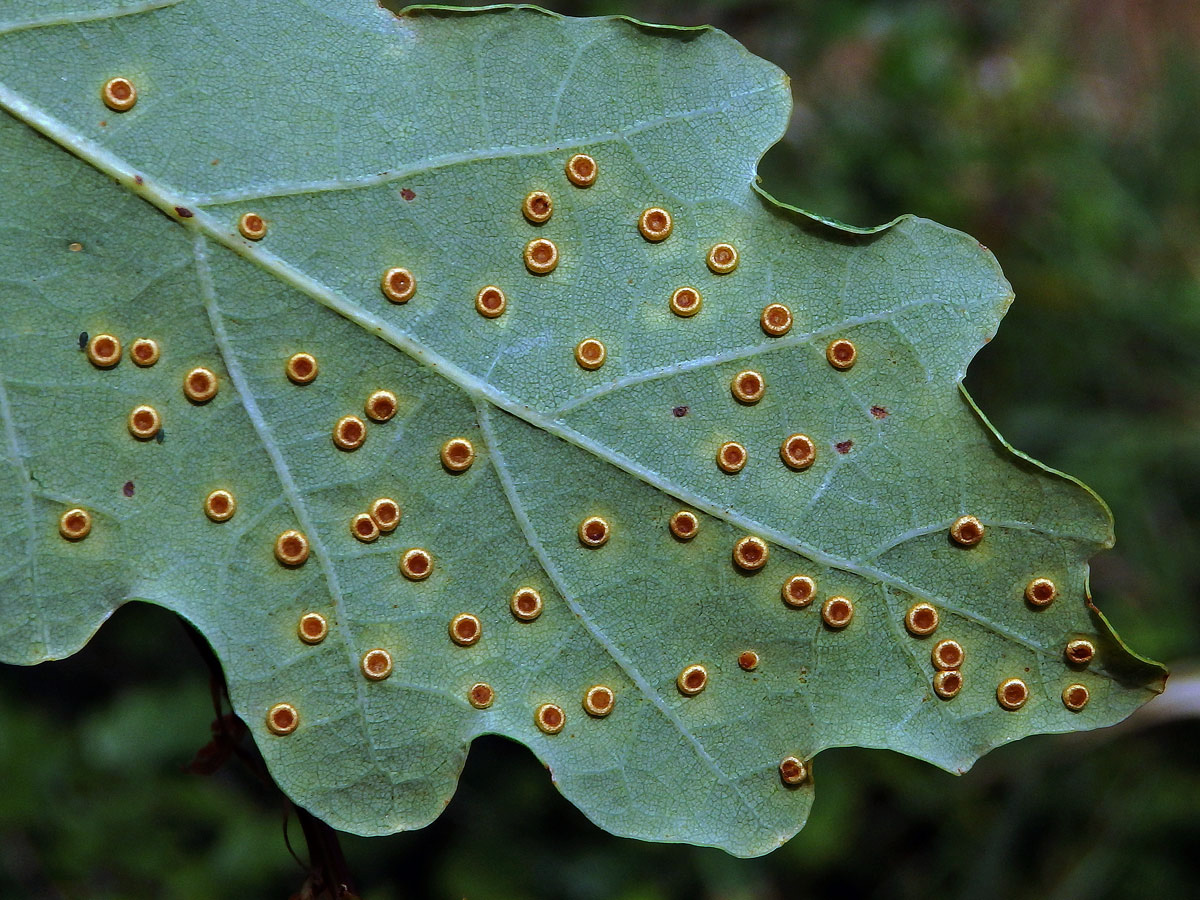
2 1 1198 897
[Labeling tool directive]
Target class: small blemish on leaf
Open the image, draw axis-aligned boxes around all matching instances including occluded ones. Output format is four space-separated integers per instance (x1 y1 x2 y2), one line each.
369 497 401 532
536 703 565 734
524 238 558 274
365 390 398 423
1065 639 1095 666
274 530 310 567
780 433 816 470
68 242 83 253
731 370 765 405
669 510 698 541
78 331 88 350
205 488 236 522
266 703 298 736
782 574 815 608
677 664 708 696
949 515 984 547
468 683 495 709
381 267 416 303
578 515 610 548
760 303 792 336
440 437 475 472
475 285 506 318
933 670 963 699
904 602 938 636
932 639 964 670
870 406 889 419
122 481 134 498
400 187 416 201
101 77 136 112
669 287 701 317
510 587 543 621
333 415 367 451
826 338 857 370
183 367 218 403
574 338 606 370
449 613 481 646
128 404 161 440
58 507 91 541
86 333 120 368
238 212 267 241
469 683 494 709
732 535 769 572
997 678 1029 710
565 153 597 187
583 685 614 717
1025 577 1057 608
361 648 393 680
523 191 553 224
779 756 807 786
1062 683 1090 711
134 174 143 185
717 441 747 473
707 243 738 274
175 206 194 218
835 440 853 454
638 207 673 242
672 405 688 417
130 338 159 367
400 547 433 580
350 512 380 543
285 352 318 384
821 596 854 629
298 612 328 645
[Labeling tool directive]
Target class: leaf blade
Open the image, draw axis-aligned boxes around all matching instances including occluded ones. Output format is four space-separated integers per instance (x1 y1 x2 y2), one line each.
0 2 1164 858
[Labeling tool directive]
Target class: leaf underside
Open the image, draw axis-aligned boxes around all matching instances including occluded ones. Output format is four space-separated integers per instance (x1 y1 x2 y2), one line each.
0 1 1164 856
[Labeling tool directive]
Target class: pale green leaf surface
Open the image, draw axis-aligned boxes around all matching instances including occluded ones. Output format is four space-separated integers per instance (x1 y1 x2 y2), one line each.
0 1 1164 856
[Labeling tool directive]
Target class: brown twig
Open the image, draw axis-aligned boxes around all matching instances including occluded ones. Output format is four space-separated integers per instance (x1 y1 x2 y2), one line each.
179 619 359 899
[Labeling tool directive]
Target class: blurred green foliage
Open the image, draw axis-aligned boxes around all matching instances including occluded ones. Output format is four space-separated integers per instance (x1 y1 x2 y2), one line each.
2 1 1197 896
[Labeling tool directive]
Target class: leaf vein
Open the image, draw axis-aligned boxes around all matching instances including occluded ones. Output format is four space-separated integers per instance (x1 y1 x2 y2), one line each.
0 0 183 37
193 233 392 776
475 399 774 831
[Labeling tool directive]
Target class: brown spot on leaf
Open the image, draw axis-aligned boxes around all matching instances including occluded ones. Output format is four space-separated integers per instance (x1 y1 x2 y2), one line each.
469 683 494 709
579 515 610 547
835 440 853 454
449 613 480 646
870 406 889 419
779 756 807 785
669 510 698 540
583 685 614 717
510 587 543 621
677 664 708 695
361 649 393 681
537 703 564 732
